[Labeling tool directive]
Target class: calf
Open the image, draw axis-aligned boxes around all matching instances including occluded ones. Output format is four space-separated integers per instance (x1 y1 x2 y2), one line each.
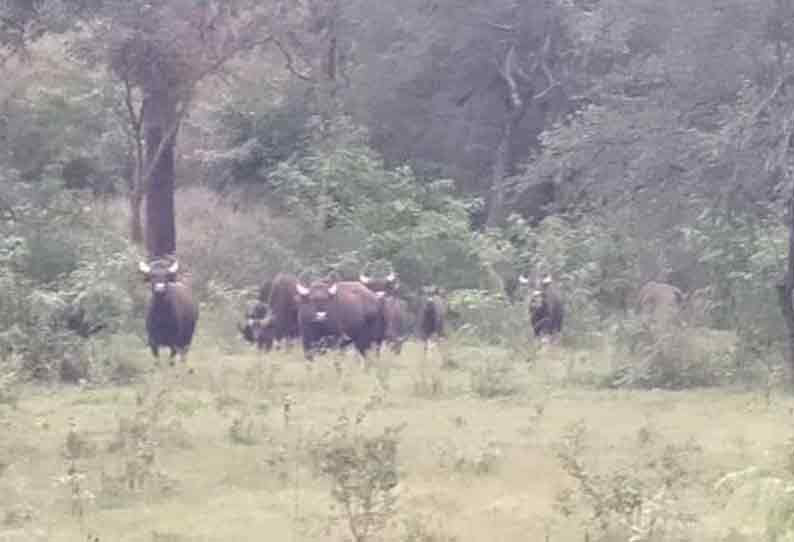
239 299 274 350
418 287 445 354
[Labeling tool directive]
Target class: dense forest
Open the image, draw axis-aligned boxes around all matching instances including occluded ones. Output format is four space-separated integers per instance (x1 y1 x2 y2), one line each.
1 0 789 383
4 1 794 540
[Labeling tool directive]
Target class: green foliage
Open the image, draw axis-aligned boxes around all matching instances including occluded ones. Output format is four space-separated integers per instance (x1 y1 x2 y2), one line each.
209 81 314 189
605 323 739 390
1 61 127 193
0 178 138 382
680 206 785 330
265 121 485 291
447 289 525 343
505 211 644 339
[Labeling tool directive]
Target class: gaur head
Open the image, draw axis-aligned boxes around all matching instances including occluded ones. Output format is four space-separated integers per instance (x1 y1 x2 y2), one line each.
524 275 553 310
239 300 269 343
239 316 275 350
138 258 179 297
359 271 398 298
295 280 338 324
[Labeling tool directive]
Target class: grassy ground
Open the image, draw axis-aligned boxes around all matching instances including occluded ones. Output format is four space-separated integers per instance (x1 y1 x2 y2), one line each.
0 337 792 542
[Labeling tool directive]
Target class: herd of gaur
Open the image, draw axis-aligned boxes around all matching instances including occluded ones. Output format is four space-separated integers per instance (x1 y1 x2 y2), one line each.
137 256 695 366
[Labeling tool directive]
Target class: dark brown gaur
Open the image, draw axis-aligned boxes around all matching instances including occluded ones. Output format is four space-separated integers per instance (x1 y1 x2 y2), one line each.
519 274 564 342
139 258 199 365
257 272 301 351
418 286 445 355
359 271 405 354
295 279 385 362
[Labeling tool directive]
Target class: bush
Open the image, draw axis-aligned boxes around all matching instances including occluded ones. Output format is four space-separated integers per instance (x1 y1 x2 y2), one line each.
601 320 739 390
317 411 404 542
446 289 528 345
0 181 139 382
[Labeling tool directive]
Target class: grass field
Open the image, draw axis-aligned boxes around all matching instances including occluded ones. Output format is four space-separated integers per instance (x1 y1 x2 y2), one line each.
0 337 792 542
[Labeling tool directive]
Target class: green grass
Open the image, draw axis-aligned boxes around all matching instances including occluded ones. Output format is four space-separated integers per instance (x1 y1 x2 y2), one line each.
0 337 791 541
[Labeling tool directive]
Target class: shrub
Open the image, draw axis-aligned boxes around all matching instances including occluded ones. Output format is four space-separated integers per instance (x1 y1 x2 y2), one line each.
554 421 699 542
317 411 404 542
0 181 138 382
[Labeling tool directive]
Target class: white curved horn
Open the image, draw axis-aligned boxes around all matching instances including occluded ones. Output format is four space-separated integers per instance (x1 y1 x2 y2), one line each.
296 283 310 297
328 283 338 296
168 260 179 274
359 274 371 284
518 275 529 284
138 261 151 274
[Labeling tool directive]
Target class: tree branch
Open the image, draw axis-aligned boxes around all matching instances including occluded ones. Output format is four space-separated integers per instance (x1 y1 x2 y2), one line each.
486 21 515 32
123 75 145 194
497 43 523 111
272 36 313 81
741 71 794 144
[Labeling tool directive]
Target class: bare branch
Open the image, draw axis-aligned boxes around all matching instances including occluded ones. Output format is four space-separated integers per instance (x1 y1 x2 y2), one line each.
272 36 313 81
528 34 558 101
497 43 523 111
748 72 794 128
533 81 559 101
538 34 555 86
486 21 515 32
123 75 145 193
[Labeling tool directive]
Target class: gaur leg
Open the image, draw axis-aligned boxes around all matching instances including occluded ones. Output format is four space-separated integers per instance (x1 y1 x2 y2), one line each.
257 335 273 352
354 338 372 371
179 346 190 363
149 343 161 369
302 336 315 362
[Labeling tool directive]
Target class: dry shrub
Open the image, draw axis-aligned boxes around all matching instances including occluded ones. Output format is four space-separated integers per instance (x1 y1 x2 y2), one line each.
315 409 403 542
554 421 700 542
172 186 303 293
400 513 458 542
605 318 738 390
102 187 303 297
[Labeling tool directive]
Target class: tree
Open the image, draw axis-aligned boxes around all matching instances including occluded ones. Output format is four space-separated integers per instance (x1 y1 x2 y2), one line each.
92 0 277 257
0 0 286 257
333 0 571 225
479 8 563 228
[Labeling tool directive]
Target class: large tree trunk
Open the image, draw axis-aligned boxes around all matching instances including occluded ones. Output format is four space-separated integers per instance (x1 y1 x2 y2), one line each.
129 189 144 244
142 82 178 259
486 108 524 228
777 190 794 387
